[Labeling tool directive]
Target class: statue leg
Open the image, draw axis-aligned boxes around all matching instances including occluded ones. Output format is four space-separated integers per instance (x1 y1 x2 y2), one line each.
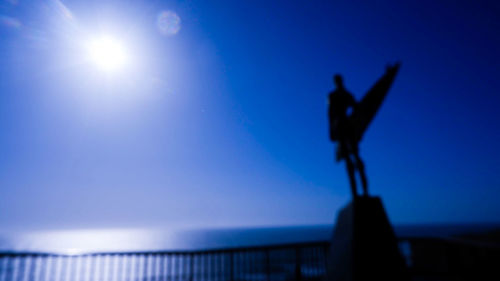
353 153 368 196
345 156 358 197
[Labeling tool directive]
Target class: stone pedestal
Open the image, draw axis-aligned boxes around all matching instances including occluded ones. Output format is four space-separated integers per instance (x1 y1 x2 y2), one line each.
326 196 409 281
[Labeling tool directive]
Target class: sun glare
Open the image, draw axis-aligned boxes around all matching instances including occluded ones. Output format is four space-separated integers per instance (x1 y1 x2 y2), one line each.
87 36 128 72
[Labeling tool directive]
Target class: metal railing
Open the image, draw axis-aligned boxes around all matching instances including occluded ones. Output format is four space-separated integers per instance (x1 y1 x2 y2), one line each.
1 237 499 281
399 237 500 280
0 242 328 281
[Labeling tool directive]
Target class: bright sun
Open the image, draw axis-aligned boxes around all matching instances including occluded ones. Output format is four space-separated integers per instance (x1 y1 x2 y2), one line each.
87 36 128 72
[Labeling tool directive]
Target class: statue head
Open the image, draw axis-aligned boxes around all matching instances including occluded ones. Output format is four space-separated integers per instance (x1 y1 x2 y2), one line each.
333 74 343 88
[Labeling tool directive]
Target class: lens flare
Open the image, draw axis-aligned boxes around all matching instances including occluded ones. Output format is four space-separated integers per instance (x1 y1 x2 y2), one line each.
0 15 21 29
157 11 181 36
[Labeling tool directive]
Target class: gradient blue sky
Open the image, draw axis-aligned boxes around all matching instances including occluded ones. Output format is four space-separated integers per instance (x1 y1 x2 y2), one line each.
0 0 499 231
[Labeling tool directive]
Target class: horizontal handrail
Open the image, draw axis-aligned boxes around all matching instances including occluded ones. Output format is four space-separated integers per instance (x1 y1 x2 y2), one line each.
0 241 331 256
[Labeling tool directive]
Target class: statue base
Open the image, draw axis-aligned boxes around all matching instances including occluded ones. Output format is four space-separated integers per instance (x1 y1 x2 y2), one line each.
326 196 409 281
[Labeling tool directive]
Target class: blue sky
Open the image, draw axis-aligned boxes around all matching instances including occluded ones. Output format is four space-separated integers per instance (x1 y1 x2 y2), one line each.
0 0 499 231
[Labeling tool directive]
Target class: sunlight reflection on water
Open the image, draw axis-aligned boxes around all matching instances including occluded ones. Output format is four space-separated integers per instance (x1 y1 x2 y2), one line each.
0 226 332 254
2 224 494 254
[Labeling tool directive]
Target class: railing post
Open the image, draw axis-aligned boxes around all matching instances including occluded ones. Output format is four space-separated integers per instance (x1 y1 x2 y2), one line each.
189 253 194 281
265 249 271 281
323 243 329 275
230 251 234 281
295 247 301 281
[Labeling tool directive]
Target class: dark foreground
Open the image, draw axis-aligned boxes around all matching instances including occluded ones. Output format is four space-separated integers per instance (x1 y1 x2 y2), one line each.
1 235 499 281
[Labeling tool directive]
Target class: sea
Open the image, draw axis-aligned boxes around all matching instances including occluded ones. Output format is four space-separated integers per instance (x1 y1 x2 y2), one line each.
1 224 499 254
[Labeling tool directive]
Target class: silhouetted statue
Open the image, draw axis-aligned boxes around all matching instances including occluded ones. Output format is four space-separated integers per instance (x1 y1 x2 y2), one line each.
328 63 400 198
329 75 368 197
326 63 408 281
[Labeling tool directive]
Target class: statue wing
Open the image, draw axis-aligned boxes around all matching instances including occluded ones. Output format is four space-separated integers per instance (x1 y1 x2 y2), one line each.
350 63 400 141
